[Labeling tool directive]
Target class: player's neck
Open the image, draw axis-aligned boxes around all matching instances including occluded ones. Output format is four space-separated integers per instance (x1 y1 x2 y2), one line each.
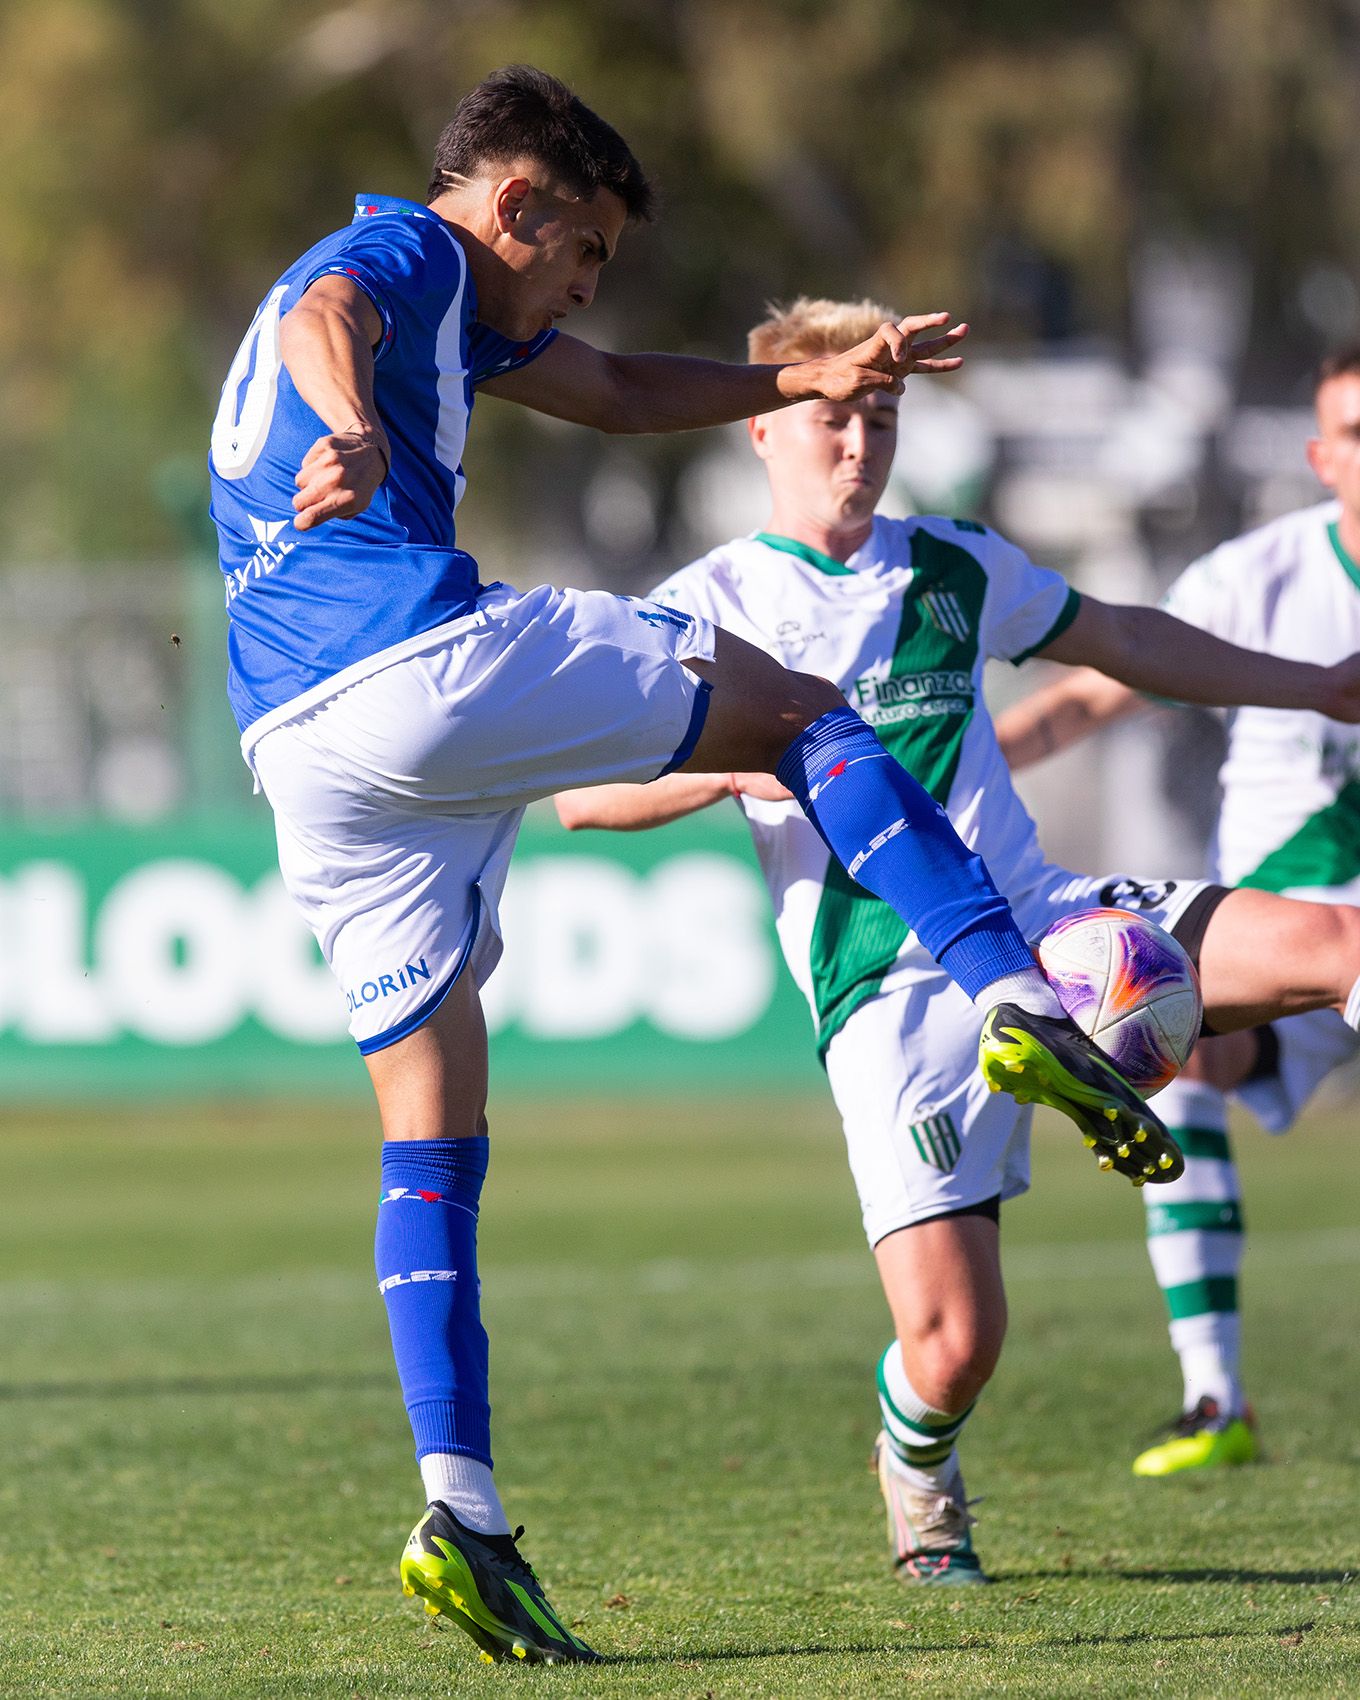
426 195 506 320
762 504 875 564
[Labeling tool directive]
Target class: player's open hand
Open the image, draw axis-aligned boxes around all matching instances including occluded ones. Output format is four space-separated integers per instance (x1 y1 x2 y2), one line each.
790 313 968 404
292 430 391 531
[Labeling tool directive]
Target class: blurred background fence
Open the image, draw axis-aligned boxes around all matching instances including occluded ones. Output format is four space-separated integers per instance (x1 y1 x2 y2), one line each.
3 0 1358 1095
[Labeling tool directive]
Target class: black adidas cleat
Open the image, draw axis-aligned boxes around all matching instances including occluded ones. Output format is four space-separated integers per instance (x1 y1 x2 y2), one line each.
400 1501 601 1665
979 1003 1185 1186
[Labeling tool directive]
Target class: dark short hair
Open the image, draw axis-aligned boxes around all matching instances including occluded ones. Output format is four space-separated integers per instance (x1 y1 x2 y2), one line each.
1316 345 1360 391
428 65 654 221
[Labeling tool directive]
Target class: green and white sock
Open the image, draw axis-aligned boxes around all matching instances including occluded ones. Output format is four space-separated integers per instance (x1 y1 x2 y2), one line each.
876 1340 973 1494
1143 1077 1244 1416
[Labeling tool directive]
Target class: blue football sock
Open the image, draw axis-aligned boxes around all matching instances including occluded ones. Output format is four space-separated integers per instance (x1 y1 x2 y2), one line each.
375 1137 492 1467
775 706 1034 997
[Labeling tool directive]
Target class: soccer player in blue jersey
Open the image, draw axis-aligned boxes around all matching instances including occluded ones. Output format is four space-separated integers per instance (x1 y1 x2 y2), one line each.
209 66 1177 1663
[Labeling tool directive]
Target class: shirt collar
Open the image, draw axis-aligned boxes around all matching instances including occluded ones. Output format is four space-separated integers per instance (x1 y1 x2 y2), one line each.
352 194 443 224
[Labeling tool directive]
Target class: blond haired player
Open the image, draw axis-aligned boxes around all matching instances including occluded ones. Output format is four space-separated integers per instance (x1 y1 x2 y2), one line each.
557 301 1360 1584
995 347 1360 1477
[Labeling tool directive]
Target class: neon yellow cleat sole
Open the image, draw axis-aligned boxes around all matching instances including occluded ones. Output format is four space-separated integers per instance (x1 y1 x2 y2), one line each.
979 1003 1184 1186
1133 1415 1259 1477
400 1502 600 1665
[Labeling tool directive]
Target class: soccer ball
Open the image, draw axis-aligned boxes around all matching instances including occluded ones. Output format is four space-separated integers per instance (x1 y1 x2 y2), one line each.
1037 907 1203 1096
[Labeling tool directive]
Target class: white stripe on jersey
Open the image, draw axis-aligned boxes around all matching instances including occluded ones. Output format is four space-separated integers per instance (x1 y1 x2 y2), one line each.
432 242 471 506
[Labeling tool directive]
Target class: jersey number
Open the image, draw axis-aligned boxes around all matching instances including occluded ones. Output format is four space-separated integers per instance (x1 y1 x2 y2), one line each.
211 285 287 480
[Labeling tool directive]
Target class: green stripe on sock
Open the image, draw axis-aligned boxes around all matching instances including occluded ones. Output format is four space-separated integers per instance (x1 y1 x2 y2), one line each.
1146 1199 1244 1236
885 1433 958 1467
1163 1275 1238 1320
1171 1124 1231 1162
876 1355 974 1438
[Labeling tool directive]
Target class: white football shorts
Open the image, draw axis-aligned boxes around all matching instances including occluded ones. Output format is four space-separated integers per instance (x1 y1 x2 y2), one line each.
826 869 1213 1247
249 581 715 1053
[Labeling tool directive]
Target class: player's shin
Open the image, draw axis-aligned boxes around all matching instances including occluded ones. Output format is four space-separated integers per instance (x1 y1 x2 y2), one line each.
775 707 1060 1014
375 1137 509 1534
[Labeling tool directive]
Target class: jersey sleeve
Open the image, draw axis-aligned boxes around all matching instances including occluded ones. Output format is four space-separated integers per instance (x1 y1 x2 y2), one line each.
646 562 717 623
467 322 558 384
302 216 463 360
966 524 1082 664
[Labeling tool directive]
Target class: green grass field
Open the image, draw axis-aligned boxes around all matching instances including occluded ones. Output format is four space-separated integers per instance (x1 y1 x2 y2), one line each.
0 1094 1356 1698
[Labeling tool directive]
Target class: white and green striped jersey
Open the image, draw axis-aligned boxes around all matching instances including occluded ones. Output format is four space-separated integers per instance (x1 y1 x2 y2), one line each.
650 515 1080 1051
1160 500 1360 898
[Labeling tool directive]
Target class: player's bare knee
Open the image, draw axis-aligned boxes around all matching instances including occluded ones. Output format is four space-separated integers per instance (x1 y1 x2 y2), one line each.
753 670 845 770
797 670 846 717
903 1326 999 1415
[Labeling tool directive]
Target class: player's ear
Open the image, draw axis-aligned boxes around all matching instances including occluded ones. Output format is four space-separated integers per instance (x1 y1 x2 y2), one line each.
1306 434 1334 490
748 414 772 460
492 176 534 236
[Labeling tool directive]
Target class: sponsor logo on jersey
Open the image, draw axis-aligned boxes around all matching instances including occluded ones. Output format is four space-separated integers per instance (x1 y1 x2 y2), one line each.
377 1269 458 1295
909 1112 962 1172
775 618 827 644
345 957 433 1012
224 514 297 604
1098 877 1177 912
851 669 973 729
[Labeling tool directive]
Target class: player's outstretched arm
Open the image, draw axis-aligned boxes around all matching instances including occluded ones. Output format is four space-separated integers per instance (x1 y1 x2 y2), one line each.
1037 595 1360 722
478 314 967 434
554 771 791 831
278 275 392 530
994 669 1144 770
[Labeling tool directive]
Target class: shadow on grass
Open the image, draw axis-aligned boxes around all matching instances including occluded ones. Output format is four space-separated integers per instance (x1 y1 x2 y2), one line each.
0 1369 391 1401
605 1620 1325 1668
1013 1566 1354 1586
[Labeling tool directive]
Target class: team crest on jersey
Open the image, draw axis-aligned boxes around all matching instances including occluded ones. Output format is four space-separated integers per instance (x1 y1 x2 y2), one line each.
920 589 972 642
909 1112 962 1171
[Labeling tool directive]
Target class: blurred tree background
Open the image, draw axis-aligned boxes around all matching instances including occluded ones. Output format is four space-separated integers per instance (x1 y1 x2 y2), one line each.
4 0 1360 571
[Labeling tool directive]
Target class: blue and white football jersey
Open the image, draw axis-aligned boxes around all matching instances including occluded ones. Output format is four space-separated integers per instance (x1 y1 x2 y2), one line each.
209 194 555 732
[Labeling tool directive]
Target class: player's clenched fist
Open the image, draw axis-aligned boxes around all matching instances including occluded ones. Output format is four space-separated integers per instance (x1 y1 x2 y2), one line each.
293 429 391 531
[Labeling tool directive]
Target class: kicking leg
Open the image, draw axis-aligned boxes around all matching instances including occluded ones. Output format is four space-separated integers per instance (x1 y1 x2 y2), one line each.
873 1211 1004 1584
